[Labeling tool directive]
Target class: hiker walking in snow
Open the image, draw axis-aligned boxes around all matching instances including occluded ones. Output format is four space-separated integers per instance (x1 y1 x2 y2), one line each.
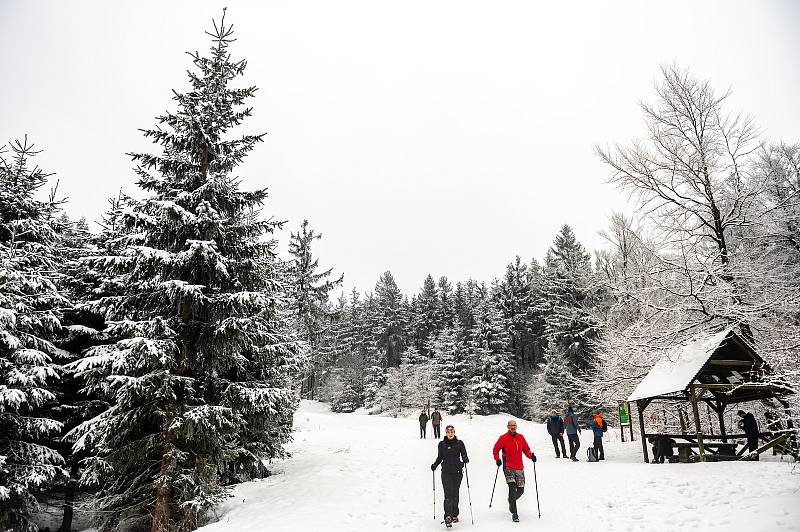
431 409 443 439
431 424 469 527
737 410 760 456
492 419 537 522
564 405 581 461
589 410 607 460
419 410 429 439
546 410 567 458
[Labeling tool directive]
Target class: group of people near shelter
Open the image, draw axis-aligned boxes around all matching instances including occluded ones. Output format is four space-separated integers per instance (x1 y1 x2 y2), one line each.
546 406 608 461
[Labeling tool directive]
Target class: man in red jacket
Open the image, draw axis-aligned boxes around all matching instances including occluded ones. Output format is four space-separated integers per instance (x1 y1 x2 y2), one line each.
492 419 537 522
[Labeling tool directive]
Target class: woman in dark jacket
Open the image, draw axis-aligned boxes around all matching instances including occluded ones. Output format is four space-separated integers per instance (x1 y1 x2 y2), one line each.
431 425 469 526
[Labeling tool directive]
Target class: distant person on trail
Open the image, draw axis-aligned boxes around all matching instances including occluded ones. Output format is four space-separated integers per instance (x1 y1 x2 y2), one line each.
431 424 469 527
431 409 443 438
546 409 568 458
492 419 537 523
564 405 581 461
589 410 607 460
737 410 760 456
419 410 429 439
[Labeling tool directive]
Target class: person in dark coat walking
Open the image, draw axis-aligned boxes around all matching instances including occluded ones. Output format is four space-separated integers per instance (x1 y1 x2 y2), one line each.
419 410 429 439
431 425 469 525
546 409 568 458
589 410 608 460
431 409 443 438
563 405 581 461
737 410 760 455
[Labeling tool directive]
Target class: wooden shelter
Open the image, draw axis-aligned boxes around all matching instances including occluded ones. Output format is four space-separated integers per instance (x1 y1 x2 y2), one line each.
627 327 795 463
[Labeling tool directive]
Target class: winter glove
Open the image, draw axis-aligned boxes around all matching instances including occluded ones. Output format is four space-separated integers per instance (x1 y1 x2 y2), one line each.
463 458 469 464
496 459 503 467
531 454 537 463
431 464 436 471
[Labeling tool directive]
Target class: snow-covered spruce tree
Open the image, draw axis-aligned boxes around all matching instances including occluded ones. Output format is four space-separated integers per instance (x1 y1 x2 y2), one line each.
287 219 342 399
469 302 513 415
0 137 70 531
431 325 469 414
528 225 600 418
373 271 406 368
67 14 305 532
411 274 439 356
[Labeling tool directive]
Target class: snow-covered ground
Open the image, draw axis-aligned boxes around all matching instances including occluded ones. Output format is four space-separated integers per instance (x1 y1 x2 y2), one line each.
200 401 800 532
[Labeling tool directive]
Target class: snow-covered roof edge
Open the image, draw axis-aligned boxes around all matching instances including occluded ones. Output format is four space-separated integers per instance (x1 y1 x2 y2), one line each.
627 327 736 402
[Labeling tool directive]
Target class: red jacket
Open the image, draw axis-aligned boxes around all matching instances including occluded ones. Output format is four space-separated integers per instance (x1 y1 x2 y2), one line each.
493 432 533 470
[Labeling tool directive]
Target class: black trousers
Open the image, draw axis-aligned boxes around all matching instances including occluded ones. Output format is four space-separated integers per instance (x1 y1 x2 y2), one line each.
441 471 462 518
593 436 604 460
507 483 525 514
746 435 759 453
420 425 426 438
433 424 441 438
568 434 580 459
551 434 567 457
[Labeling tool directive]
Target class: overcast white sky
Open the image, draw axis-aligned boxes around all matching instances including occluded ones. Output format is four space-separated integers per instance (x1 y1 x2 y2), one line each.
2 1 798 295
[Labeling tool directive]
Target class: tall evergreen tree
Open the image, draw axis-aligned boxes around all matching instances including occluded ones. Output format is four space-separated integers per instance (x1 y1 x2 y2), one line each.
469 302 513 414
412 274 439 355
373 271 405 367
0 137 69 531
430 326 468 414
67 14 305 532
287 219 342 399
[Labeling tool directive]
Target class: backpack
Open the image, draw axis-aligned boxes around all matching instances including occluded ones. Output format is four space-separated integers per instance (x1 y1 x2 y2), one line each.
587 447 598 462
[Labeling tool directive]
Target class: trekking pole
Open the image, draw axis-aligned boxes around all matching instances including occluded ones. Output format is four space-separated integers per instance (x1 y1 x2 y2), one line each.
488 465 500 508
532 461 541 519
432 469 436 520
464 464 475 525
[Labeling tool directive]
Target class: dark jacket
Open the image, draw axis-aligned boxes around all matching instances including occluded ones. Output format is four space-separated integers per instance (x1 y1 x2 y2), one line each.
563 409 580 435
739 412 759 437
433 436 469 474
654 436 675 457
431 411 442 425
546 415 565 436
419 413 429 426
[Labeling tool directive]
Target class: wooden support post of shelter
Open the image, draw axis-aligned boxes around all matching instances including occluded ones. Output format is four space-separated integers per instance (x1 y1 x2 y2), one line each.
689 384 705 461
626 326 795 464
636 399 650 463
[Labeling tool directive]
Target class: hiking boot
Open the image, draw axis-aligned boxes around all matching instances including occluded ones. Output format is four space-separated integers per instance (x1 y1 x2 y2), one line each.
452 516 459 523
444 515 453 525
512 513 519 522
571 457 578 462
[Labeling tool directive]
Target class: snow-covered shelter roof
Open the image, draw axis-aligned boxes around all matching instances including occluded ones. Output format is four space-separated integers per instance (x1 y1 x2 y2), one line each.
628 327 738 401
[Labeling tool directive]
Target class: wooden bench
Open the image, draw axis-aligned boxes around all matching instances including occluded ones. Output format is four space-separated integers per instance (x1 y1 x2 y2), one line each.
675 442 738 462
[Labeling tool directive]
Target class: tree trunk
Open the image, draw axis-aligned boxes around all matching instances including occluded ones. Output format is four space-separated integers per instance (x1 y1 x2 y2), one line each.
57 454 80 532
151 427 176 532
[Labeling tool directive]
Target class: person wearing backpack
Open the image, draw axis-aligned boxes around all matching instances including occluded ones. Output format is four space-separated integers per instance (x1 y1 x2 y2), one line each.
563 405 581 461
546 410 568 458
589 410 607 460
431 409 443 439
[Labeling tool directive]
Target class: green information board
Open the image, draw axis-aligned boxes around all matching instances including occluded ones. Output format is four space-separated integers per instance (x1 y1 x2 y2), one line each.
618 402 631 425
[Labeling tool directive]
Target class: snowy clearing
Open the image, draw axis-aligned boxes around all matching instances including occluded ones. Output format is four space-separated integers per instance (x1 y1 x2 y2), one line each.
200 401 800 532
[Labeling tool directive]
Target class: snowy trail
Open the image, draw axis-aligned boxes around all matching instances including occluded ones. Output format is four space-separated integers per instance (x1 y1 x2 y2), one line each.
200 401 800 532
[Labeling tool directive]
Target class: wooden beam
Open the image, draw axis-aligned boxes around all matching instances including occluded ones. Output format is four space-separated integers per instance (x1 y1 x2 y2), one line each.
707 360 756 367
636 399 650 463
